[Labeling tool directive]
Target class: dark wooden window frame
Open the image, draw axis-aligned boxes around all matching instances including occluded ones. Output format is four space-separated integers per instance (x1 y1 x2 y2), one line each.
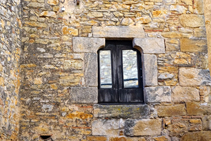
98 40 144 104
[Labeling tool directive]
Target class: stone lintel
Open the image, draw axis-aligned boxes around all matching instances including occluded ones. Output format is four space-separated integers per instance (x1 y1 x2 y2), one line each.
93 104 150 118
92 26 145 38
70 87 98 103
133 38 165 54
143 54 158 86
73 37 105 53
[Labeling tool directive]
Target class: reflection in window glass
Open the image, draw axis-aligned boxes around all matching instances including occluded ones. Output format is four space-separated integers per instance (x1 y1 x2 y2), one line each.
122 50 139 88
99 50 112 88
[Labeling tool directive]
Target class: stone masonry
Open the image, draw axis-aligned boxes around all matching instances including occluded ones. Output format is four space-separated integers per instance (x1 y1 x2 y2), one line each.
1 0 211 140
0 0 22 140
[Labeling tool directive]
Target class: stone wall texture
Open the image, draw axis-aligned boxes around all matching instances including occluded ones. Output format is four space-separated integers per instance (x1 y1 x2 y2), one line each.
0 0 22 140
1 0 211 140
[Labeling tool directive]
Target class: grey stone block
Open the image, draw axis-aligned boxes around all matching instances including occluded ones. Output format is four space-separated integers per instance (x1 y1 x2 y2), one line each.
84 53 98 87
143 54 158 86
70 87 98 103
133 38 165 54
73 37 105 53
145 86 171 103
93 26 145 38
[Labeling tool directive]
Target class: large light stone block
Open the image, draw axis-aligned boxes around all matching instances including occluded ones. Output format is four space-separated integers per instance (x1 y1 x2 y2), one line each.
125 119 162 136
70 87 97 103
179 68 211 86
133 38 165 54
145 86 171 103
179 14 205 27
84 53 97 87
92 26 145 38
172 86 200 102
92 119 123 136
143 54 158 86
93 104 150 118
73 37 105 53
180 38 207 53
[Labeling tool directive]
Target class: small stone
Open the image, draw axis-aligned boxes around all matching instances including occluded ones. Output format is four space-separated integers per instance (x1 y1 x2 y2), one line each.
40 11 56 18
158 73 174 80
47 0 59 5
121 18 133 26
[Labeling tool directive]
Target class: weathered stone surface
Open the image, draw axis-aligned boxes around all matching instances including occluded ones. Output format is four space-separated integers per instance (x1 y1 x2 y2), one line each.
125 119 162 136
109 137 146 141
84 53 97 86
143 54 158 86
156 104 186 117
73 37 105 53
180 38 207 52
87 136 107 141
181 131 211 141
93 26 145 38
180 14 205 27
92 119 122 136
186 102 211 115
172 86 200 102
145 86 171 103
70 87 98 103
133 38 165 54
202 116 211 130
179 68 211 86
94 104 150 118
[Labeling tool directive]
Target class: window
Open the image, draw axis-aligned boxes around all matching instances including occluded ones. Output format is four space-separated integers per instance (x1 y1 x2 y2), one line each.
98 40 144 104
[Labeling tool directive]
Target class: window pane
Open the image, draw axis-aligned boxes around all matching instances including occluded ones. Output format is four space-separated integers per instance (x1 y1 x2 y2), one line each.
99 50 112 88
122 50 139 88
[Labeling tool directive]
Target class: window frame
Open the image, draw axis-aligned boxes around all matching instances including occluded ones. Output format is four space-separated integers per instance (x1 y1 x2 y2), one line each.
98 40 144 104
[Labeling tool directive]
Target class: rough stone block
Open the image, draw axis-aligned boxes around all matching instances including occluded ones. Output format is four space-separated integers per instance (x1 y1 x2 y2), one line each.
186 102 211 116
84 53 97 86
179 14 205 27
202 116 211 130
181 131 211 141
145 86 171 103
179 68 211 86
70 87 97 103
125 119 162 136
92 119 123 136
93 104 150 118
156 104 186 117
172 86 200 102
143 54 158 86
93 26 145 38
87 136 107 141
133 38 165 54
180 38 207 52
73 37 105 53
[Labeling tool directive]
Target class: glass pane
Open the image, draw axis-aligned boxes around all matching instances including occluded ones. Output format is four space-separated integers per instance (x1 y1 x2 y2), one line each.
99 50 112 88
122 50 139 88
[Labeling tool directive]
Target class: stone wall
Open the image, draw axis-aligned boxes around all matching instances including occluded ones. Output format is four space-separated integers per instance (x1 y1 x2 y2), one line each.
19 0 211 141
0 0 22 140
